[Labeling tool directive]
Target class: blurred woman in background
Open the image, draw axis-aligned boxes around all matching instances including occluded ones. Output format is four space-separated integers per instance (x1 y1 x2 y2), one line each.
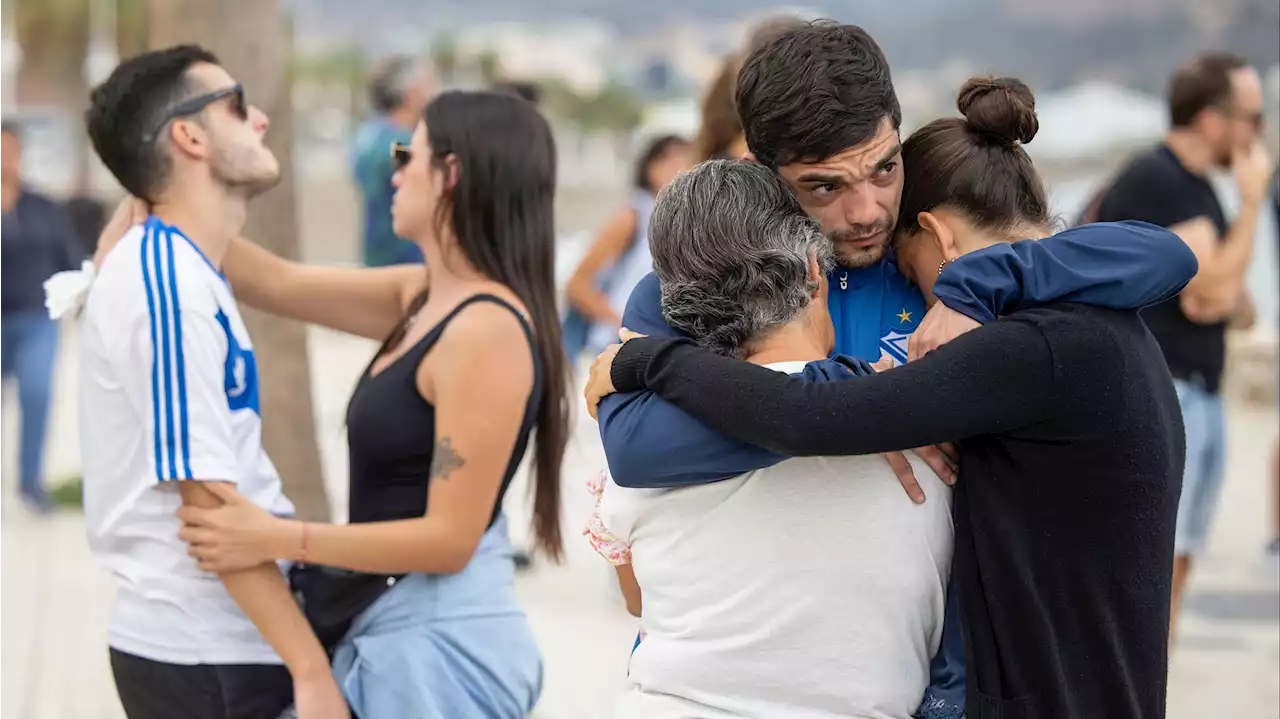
563 134 691 362
692 15 806 163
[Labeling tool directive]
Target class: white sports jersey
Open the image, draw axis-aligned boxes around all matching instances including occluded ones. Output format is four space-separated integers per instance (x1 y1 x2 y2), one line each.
80 216 295 665
599 363 954 719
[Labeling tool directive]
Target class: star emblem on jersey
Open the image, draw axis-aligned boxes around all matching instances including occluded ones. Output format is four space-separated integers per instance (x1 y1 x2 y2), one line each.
897 308 912 324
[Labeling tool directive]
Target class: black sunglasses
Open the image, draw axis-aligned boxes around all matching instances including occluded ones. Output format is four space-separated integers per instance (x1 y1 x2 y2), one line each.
142 84 247 144
390 142 412 170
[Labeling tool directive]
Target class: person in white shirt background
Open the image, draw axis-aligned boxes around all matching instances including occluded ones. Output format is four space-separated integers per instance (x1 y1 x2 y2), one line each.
80 44 346 719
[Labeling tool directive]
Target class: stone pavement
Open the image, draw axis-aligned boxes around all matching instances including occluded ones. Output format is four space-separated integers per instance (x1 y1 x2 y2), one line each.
3 325 1277 718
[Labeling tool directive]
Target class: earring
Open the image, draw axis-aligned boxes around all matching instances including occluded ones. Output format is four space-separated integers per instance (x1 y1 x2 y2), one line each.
937 259 947 274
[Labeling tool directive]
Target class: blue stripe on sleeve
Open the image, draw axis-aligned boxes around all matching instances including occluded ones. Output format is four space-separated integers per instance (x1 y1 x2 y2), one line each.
152 222 177 480
164 227 193 480
140 224 165 481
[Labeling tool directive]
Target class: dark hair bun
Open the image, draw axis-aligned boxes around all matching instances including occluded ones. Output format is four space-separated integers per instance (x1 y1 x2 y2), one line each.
956 76 1039 145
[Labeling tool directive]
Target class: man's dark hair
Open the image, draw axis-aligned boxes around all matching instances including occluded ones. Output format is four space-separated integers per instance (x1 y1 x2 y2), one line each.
735 20 900 169
1167 52 1248 129
85 44 219 202
1 119 19 138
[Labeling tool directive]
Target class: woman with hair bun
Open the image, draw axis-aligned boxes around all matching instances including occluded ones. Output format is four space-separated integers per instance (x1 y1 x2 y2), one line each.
589 76 1192 719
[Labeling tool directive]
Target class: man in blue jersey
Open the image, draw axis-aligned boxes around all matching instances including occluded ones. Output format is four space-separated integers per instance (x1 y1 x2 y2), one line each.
594 21 1197 717
351 56 434 267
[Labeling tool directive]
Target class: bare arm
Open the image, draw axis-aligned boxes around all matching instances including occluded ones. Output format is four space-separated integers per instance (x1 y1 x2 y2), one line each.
1172 207 1261 322
565 208 637 325
178 483 333 684
224 237 427 340
1176 143 1274 323
248 302 536 574
1227 289 1256 331
615 564 642 618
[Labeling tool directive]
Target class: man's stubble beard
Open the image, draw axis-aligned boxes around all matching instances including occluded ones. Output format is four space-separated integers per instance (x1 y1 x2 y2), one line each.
828 222 893 270
237 169 282 199
833 240 888 269
210 143 282 201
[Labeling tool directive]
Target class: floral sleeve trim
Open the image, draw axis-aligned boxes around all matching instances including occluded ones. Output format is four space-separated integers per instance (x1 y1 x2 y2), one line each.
584 470 632 566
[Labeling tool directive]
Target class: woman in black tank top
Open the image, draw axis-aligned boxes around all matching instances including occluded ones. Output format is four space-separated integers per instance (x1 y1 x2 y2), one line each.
173 91 569 718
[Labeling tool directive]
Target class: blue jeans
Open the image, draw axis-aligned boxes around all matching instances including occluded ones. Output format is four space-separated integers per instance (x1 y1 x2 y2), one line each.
1172 377 1226 556
1 311 59 498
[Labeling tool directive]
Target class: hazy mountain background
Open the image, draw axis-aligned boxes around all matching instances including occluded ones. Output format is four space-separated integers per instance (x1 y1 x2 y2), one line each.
288 0 1279 94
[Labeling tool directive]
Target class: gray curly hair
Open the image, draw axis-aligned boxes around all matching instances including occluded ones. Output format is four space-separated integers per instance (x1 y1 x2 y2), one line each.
650 159 834 358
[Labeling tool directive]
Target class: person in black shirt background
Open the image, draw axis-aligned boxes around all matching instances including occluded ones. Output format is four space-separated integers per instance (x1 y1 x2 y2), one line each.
1 120 85 513
1093 53 1274 638
588 75 1194 719
1271 169 1280 561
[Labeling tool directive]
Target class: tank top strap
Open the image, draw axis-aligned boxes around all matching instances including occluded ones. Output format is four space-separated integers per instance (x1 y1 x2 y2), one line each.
414 293 537 357
413 294 544 468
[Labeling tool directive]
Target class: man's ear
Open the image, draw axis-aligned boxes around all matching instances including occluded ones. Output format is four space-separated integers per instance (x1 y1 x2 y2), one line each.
168 119 209 161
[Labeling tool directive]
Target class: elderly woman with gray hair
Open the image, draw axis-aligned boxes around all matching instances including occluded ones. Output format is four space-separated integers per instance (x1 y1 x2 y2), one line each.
584 159 957 719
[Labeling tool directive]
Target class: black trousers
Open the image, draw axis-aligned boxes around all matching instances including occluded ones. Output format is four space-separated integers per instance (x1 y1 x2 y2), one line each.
109 648 293 719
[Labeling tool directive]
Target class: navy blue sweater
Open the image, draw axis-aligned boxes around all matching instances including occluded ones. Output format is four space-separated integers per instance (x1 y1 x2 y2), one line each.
1 190 83 315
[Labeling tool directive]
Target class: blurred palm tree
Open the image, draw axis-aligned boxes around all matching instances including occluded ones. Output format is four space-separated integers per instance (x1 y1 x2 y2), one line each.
13 0 86 194
431 33 458 86
115 0 150 58
14 0 89 108
149 0 332 522
475 49 501 87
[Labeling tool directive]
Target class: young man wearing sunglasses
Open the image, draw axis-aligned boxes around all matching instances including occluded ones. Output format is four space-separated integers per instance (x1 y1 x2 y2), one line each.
81 46 347 719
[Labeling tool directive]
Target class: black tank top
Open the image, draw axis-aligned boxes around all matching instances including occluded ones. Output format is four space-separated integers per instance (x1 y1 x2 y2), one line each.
344 294 543 526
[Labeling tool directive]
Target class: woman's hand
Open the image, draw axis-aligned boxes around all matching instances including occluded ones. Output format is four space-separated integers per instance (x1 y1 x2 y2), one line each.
177 482 297 573
94 196 149 268
292 672 351 719
584 329 647 420
44 197 148 320
907 303 980 362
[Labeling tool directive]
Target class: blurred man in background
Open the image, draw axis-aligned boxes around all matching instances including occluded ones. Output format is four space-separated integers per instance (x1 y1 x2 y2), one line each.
351 56 434 267
1 120 84 513
1271 169 1280 562
1092 52 1274 638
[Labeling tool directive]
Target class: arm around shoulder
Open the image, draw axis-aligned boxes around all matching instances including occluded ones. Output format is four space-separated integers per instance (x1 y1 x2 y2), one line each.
223 236 426 340
612 318 1056 456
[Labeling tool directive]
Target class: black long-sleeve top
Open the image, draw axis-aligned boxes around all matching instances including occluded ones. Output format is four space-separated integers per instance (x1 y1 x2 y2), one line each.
611 303 1184 719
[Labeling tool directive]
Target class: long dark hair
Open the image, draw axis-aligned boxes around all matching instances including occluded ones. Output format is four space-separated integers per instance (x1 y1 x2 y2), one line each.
383 90 568 561
692 56 743 163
